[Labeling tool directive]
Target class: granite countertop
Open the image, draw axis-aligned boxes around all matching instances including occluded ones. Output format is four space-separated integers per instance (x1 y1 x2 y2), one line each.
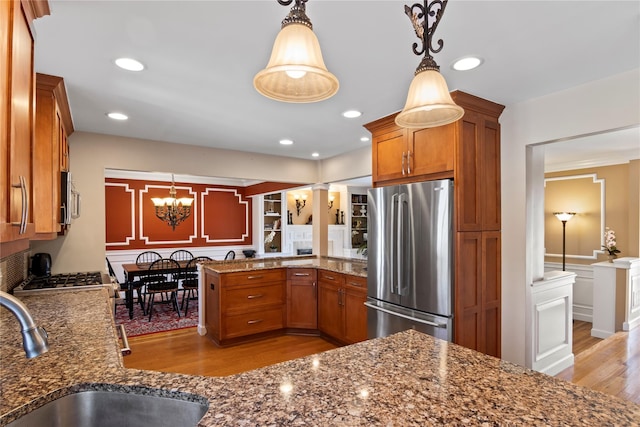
202 255 368 277
1 290 639 426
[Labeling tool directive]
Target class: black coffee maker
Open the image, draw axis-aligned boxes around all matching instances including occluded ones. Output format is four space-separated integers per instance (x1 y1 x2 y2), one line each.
31 253 52 277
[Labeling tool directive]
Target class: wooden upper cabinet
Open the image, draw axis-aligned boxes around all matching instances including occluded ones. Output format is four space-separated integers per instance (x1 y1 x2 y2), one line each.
33 73 74 239
366 115 454 186
451 91 504 232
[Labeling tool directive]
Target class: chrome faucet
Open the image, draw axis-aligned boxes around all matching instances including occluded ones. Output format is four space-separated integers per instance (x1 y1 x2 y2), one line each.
0 291 49 358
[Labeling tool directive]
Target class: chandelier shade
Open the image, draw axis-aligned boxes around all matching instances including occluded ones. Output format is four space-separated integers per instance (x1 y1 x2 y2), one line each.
395 68 464 128
151 175 194 231
254 1 338 103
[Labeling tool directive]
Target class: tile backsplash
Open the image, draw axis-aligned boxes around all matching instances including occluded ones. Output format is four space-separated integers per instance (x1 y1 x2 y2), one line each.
0 249 29 293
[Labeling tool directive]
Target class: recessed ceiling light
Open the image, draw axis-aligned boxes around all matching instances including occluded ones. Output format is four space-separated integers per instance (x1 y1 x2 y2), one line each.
279 139 294 145
311 152 320 158
360 136 370 142
115 57 145 71
342 110 362 119
107 112 128 120
451 56 483 71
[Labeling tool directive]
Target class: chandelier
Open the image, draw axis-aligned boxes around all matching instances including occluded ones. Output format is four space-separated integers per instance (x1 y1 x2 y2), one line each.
395 0 464 128
150 175 194 231
254 0 339 103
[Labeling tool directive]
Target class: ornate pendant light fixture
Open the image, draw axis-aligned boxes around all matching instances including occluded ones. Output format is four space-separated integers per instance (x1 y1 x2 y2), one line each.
254 0 339 103
395 0 464 128
150 175 194 231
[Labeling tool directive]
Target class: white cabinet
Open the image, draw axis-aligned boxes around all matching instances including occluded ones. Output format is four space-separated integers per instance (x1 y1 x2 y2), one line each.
259 192 285 255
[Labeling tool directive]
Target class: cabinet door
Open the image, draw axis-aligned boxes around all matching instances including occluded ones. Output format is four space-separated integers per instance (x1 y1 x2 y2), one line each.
482 231 501 357
318 280 342 340
287 268 317 329
0 0 35 242
454 231 482 352
372 126 407 183
409 124 455 177
343 276 367 344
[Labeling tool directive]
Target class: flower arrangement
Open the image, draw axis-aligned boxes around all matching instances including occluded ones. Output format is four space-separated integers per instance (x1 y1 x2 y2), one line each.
602 227 621 256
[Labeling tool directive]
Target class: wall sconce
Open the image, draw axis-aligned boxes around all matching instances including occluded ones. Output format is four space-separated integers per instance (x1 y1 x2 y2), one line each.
151 174 194 231
328 195 334 211
294 194 307 216
554 212 576 271
395 0 464 128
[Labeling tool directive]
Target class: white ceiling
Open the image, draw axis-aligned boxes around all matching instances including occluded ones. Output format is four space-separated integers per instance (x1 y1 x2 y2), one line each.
34 1 639 168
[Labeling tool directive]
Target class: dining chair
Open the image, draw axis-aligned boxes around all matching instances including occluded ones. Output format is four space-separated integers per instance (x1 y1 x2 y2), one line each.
169 249 194 262
144 258 181 321
181 256 212 316
135 251 162 266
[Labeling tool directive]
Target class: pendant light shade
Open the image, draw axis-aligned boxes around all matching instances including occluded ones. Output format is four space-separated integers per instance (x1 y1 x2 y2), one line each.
396 0 463 129
254 1 338 103
395 68 464 128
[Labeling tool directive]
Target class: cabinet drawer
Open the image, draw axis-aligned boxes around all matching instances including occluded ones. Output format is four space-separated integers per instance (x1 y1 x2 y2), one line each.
224 283 284 312
345 275 367 290
318 270 344 285
287 268 317 280
223 307 284 339
223 269 285 286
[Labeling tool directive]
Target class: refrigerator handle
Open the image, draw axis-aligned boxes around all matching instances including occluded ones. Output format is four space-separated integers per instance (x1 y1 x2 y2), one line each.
396 193 406 296
364 302 448 329
390 192 398 295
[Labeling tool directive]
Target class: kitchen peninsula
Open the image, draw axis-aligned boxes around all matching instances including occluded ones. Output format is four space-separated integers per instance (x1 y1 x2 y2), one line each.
1 290 638 426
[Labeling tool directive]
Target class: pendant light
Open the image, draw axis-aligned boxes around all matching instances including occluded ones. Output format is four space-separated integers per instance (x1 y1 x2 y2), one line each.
395 0 464 128
254 0 339 103
150 174 194 231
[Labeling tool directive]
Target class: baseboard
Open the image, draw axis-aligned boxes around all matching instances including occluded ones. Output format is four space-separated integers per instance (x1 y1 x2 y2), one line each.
590 328 614 339
539 353 575 376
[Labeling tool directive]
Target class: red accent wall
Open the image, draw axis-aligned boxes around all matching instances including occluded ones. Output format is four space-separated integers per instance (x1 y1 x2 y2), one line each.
105 178 252 250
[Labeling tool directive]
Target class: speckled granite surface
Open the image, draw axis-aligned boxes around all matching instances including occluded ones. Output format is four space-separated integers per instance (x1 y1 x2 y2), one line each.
1 290 639 426
202 255 368 277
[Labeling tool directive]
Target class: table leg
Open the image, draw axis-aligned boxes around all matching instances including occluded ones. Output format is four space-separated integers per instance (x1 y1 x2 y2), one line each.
126 282 134 319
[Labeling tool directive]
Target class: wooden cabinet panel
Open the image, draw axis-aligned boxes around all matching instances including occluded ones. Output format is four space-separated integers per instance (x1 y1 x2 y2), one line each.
481 120 501 231
223 269 285 286
343 285 367 344
410 124 455 177
223 307 285 339
372 126 407 183
224 283 284 314
318 278 342 340
318 271 367 344
482 231 501 357
33 73 73 239
455 115 481 231
287 268 317 329
0 0 36 243
204 270 221 343
454 232 482 351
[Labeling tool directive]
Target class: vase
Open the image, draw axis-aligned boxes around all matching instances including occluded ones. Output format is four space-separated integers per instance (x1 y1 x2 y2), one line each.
607 254 617 263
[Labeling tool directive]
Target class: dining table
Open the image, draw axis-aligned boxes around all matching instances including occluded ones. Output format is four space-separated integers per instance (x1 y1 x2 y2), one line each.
120 260 194 319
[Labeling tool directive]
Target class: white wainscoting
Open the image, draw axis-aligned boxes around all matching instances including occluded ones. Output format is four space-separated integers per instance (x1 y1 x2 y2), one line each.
530 270 576 375
545 262 593 322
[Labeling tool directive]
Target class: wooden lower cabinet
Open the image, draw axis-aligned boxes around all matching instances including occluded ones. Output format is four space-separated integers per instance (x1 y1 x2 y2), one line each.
286 268 317 330
318 270 367 345
204 268 286 346
454 231 501 357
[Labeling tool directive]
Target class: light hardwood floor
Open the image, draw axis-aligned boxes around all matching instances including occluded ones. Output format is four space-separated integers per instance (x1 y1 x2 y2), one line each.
125 324 639 404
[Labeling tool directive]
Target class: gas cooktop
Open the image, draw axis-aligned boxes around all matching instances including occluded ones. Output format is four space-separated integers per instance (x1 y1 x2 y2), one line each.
13 271 113 295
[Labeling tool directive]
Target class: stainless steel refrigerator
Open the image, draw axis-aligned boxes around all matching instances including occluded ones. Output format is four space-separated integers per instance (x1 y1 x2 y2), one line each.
366 179 454 341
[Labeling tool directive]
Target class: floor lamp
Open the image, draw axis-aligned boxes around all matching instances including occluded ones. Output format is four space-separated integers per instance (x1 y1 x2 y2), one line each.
554 212 576 271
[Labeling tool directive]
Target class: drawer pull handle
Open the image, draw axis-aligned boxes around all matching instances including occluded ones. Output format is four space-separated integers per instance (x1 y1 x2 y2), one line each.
294 273 310 276
348 282 361 287
247 275 263 280
247 294 264 299
247 319 263 324
210 283 215 290
324 275 335 280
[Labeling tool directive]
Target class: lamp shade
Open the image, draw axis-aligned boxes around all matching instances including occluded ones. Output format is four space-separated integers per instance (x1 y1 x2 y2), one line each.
395 68 464 128
254 23 339 103
554 212 576 222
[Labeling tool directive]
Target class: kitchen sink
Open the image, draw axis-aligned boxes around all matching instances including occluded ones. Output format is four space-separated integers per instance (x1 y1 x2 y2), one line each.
7 389 209 427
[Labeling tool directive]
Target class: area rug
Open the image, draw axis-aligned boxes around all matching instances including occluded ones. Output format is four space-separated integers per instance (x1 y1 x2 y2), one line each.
114 295 198 337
